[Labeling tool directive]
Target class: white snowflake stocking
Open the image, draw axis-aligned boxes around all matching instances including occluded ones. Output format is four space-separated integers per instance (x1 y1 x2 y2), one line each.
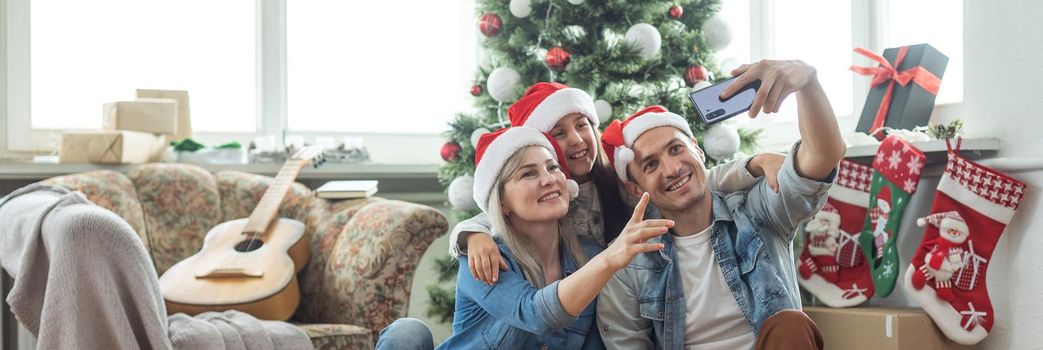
858 135 926 297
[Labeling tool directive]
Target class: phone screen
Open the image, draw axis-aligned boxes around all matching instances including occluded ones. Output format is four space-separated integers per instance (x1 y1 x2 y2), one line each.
688 77 760 124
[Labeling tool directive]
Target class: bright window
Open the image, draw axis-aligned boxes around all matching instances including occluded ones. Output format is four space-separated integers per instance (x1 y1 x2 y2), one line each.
29 0 256 132
286 1 476 134
886 0 963 104
771 0 853 121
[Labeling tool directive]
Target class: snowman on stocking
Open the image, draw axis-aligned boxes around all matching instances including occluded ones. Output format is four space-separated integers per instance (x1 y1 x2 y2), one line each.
799 204 842 282
904 139 1027 345
912 211 968 302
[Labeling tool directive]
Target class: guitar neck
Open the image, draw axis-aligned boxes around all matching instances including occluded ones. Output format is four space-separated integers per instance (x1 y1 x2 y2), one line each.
242 160 306 235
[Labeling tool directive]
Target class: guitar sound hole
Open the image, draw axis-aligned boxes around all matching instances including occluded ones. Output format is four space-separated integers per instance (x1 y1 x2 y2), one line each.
234 239 265 252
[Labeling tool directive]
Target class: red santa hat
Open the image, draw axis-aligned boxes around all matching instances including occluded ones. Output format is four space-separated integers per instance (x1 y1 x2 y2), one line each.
473 126 579 213
916 211 968 232
599 106 696 181
816 202 841 223
508 82 598 132
870 189 892 220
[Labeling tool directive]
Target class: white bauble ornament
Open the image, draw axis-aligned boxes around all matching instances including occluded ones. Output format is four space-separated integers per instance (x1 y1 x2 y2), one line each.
624 23 662 60
702 123 741 161
470 127 491 147
487 67 522 102
509 0 532 18
448 175 478 211
701 15 733 51
719 58 741 78
692 80 712 91
567 0 585 4
594 100 613 124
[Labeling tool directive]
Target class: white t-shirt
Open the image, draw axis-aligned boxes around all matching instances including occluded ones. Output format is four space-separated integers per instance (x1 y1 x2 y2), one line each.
674 226 757 350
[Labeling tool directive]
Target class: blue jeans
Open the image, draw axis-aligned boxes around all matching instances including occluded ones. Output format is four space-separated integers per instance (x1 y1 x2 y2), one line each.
375 318 433 350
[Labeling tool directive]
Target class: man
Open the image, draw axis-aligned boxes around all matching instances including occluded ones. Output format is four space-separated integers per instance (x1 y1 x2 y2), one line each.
597 59 846 350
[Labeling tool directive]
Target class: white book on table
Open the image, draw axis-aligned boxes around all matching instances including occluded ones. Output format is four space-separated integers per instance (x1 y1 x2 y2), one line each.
315 180 379 199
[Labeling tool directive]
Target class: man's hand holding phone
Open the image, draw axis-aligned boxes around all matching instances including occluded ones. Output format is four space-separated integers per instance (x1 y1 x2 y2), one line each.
719 59 818 118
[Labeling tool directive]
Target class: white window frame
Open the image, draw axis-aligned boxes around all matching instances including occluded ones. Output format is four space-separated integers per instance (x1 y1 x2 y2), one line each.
744 0 963 152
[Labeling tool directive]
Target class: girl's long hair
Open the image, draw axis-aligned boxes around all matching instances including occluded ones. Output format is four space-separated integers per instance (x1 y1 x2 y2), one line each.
487 147 588 288
588 127 630 244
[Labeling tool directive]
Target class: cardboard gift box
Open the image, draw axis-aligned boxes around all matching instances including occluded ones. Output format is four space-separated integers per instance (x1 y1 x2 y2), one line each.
137 89 192 141
852 43 948 137
804 306 976 350
103 99 179 135
59 130 167 164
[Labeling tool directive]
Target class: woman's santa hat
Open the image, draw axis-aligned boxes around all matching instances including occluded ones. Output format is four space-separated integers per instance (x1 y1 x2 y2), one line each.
508 82 598 131
473 126 579 213
599 105 696 181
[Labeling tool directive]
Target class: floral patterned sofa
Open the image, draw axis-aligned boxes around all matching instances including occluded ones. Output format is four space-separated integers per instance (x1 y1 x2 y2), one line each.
38 163 448 349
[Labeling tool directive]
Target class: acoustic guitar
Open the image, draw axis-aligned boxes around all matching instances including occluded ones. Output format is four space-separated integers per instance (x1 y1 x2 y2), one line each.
159 146 325 320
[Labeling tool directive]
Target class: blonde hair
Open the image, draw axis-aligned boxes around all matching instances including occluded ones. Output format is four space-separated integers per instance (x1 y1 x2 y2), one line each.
486 146 588 288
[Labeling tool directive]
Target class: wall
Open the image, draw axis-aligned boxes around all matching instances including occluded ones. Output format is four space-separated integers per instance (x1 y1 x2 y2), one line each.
961 0 1043 349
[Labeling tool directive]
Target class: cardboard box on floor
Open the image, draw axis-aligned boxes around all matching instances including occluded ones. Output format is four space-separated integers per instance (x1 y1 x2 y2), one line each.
804 306 976 350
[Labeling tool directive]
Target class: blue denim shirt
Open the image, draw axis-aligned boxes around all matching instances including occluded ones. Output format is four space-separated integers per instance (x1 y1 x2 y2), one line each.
439 236 606 350
596 142 835 349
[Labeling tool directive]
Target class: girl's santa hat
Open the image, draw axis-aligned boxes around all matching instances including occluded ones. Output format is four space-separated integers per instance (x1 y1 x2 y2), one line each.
599 105 696 181
508 82 598 131
473 126 579 213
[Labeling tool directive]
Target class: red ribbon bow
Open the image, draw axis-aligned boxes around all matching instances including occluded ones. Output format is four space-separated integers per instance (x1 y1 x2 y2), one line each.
850 46 942 139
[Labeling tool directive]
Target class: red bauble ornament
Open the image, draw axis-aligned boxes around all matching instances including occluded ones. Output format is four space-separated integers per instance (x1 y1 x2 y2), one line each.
441 141 462 162
470 84 482 96
546 47 571 72
478 13 502 37
669 5 684 19
684 65 709 86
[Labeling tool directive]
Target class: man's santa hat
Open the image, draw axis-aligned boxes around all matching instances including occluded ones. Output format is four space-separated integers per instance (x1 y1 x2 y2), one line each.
473 126 579 213
916 211 968 233
870 189 892 220
599 106 696 181
508 82 598 131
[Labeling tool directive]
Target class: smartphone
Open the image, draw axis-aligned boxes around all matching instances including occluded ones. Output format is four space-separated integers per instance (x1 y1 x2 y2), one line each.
688 77 761 124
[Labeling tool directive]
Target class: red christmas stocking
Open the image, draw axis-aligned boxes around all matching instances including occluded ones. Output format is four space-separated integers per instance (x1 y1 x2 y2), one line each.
798 160 875 307
903 140 1027 345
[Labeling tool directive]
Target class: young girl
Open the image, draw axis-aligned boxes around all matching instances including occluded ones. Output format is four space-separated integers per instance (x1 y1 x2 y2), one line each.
377 126 673 349
451 82 784 284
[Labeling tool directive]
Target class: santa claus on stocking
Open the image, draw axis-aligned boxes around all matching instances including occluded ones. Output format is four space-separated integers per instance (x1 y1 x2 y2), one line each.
799 203 842 282
911 211 969 302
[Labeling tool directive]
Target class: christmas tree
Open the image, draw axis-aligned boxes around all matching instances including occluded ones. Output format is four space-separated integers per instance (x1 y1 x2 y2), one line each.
429 0 761 323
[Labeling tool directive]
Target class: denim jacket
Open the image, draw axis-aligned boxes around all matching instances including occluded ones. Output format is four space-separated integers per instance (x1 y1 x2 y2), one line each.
596 142 835 349
439 236 606 350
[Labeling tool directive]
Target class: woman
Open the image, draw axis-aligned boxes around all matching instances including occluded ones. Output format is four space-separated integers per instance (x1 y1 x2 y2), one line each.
376 126 672 349
452 82 784 284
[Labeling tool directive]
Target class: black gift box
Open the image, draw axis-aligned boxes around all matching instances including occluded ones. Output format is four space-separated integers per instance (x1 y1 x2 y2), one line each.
855 43 948 134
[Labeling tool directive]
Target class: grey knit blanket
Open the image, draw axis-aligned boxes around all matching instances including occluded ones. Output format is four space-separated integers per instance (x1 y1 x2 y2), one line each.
0 184 311 349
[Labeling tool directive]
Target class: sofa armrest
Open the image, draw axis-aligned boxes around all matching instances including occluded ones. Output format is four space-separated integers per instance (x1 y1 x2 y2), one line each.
293 197 447 334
